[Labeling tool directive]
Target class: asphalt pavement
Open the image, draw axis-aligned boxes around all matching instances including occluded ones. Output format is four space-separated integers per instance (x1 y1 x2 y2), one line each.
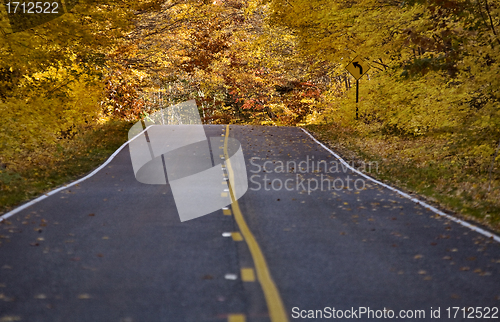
0 125 499 322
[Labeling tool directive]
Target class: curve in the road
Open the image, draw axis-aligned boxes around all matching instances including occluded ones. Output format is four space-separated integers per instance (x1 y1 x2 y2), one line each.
2 126 499 243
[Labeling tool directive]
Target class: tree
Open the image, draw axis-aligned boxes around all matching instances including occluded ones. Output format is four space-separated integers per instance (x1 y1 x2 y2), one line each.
0 0 138 168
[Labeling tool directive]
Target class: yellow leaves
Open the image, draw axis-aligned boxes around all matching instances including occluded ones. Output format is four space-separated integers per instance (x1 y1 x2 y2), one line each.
469 144 495 159
1 59 104 167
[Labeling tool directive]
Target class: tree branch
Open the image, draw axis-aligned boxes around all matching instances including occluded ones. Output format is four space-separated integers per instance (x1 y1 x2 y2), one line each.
483 0 500 45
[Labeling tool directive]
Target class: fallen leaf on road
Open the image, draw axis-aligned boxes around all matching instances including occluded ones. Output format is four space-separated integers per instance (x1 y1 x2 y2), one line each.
82 266 98 271
418 270 426 275
0 316 21 322
34 294 47 299
414 254 423 259
459 267 470 271
0 294 14 302
77 294 91 299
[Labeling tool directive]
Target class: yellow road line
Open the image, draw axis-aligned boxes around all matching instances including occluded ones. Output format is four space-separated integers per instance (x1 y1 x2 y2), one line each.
223 124 289 322
241 268 256 282
231 232 243 241
228 314 246 322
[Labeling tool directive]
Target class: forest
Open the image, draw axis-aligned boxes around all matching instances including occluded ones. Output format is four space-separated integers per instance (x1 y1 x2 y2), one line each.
1 0 499 230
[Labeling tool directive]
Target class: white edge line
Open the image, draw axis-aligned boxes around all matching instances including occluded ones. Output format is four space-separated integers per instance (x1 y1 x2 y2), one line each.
0 125 154 223
300 127 500 243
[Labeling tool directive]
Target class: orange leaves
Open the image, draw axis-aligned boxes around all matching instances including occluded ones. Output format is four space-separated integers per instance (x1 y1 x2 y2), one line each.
241 99 257 110
103 72 145 120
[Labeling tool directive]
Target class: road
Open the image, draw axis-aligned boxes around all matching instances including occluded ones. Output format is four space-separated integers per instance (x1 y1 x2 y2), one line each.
0 125 499 322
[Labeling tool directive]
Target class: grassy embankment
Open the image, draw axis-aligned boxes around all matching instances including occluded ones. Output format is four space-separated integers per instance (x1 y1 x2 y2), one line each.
0 120 132 216
305 124 500 234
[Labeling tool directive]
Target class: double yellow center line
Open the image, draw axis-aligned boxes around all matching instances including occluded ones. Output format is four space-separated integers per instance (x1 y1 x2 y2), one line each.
223 125 289 322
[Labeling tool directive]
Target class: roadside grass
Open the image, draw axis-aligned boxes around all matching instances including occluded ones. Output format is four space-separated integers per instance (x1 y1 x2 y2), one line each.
0 120 133 216
305 124 500 234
